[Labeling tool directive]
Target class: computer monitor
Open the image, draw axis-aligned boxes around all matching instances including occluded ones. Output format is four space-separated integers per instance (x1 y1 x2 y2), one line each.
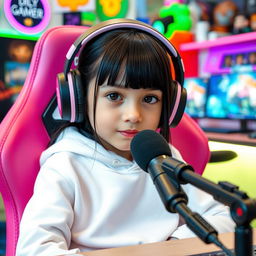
183 77 208 118
0 36 36 121
206 72 256 132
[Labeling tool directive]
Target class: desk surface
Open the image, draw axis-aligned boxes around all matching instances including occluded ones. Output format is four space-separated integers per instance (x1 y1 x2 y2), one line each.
73 230 256 256
206 132 256 146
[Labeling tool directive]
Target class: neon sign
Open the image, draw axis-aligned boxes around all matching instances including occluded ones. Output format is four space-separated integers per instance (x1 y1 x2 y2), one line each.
4 0 51 34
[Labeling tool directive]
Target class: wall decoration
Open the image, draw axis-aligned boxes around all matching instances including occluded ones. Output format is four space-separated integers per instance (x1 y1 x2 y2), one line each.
4 0 51 34
63 12 81 25
81 12 97 26
0 37 36 121
96 0 129 21
53 0 95 13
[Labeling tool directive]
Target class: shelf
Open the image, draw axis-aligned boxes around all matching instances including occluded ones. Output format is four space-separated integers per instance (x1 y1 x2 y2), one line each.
0 29 40 40
180 31 256 51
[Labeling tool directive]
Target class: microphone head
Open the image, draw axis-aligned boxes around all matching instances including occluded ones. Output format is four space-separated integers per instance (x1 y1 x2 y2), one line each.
131 130 172 172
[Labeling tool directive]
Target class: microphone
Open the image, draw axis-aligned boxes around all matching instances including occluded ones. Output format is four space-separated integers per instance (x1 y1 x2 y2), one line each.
131 129 188 213
130 129 187 194
130 129 172 172
131 130 233 255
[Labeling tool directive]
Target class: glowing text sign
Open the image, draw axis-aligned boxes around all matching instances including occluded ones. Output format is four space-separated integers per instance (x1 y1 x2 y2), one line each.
4 0 51 34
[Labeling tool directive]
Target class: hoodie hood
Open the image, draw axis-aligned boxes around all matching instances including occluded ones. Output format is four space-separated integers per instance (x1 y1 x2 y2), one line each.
40 126 136 172
40 126 183 173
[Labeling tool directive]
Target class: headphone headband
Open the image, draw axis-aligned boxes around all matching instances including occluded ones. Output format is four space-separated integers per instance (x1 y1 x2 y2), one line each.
64 18 185 86
57 18 187 126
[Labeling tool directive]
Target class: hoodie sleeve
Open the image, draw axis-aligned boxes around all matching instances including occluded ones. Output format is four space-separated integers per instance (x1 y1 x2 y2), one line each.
16 154 80 256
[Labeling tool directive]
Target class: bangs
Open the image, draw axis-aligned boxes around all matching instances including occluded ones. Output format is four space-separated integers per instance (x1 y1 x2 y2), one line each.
95 29 173 90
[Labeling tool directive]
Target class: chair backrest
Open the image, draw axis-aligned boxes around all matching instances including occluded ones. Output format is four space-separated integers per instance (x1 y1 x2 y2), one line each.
0 25 210 256
171 114 210 174
0 25 87 256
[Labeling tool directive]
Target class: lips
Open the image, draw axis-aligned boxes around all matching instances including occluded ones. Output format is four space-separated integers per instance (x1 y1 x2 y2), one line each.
119 130 138 138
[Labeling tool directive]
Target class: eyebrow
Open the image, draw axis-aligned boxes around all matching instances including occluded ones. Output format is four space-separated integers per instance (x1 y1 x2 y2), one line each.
100 85 162 91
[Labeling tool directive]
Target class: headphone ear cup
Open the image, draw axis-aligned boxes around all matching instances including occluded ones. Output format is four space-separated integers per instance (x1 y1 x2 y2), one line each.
71 69 85 123
56 70 85 123
169 81 187 127
56 72 71 121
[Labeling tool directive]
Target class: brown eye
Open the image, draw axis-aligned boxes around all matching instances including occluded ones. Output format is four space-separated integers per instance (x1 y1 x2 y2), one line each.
144 95 159 104
106 92 122 101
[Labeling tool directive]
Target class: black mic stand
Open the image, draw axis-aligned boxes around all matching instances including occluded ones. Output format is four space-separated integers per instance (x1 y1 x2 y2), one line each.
149 158 233 255
162 157 256 256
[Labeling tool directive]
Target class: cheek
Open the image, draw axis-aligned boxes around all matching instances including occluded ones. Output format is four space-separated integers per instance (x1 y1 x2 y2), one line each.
144 107 162 127
155 110 163 126
94 106 116 127
154 104 163 120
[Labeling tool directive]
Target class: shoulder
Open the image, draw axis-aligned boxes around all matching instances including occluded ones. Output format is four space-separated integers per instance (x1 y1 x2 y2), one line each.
40 127 95 164
55 126 83 142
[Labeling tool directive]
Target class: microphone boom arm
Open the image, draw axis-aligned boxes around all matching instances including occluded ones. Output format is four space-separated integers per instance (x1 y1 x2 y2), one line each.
149 157 233 255
162 156 256 256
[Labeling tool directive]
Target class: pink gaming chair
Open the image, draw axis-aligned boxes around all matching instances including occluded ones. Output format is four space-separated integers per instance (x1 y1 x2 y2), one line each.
0 26 210 256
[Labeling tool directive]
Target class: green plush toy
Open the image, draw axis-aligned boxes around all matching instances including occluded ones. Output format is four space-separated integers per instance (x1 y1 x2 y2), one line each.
152 3 192 39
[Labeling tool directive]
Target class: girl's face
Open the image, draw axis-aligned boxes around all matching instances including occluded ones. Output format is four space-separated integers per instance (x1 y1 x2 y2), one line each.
87 76 163 161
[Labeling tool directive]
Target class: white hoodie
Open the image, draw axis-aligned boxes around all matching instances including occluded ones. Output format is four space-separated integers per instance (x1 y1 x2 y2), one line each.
16 127 234 256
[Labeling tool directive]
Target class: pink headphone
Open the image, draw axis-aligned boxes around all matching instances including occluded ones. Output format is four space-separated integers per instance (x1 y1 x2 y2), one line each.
56 18 187 127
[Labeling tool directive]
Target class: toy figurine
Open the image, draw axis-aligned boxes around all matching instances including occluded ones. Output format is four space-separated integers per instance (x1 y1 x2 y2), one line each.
248 52 256 65
211 0 238 36
250 13 256 31
235 53 246 65
223 55 233 67
232 13 252 34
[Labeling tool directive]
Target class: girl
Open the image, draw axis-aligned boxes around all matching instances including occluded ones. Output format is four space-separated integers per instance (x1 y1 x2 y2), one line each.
16 19 234 256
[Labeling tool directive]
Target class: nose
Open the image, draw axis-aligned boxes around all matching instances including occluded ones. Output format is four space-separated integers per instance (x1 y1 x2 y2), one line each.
122 101 142 123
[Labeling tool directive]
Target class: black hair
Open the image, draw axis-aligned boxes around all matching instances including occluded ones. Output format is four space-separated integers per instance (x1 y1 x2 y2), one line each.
51 28 176 145
78 28 175 142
